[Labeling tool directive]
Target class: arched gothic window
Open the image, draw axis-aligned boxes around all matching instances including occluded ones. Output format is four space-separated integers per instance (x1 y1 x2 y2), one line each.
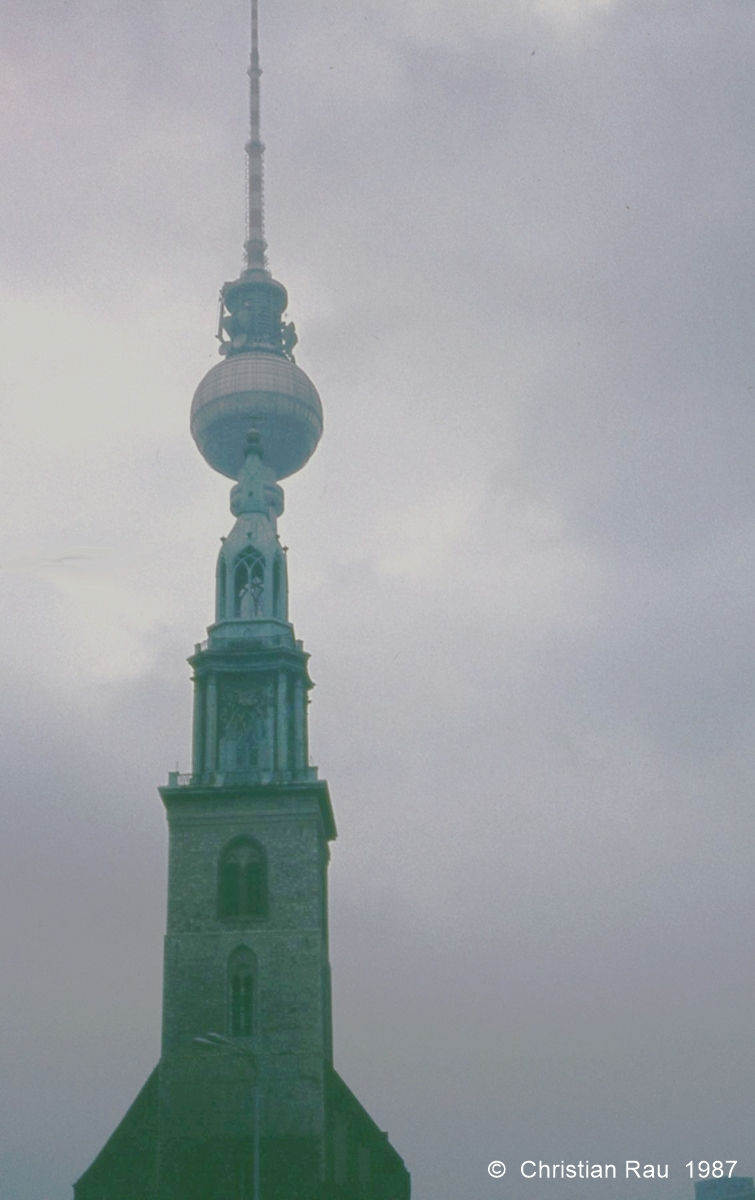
216 551 227 621
218 837 268 919
272 555 281 616
233 548 265 618
228 946 256 1038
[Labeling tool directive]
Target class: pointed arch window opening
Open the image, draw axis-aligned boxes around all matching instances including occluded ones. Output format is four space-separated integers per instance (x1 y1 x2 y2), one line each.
235 736 259 771
272 554 281 617
219 838 268 920
227 946 256 1039
216 552 228 621
234 548 265 618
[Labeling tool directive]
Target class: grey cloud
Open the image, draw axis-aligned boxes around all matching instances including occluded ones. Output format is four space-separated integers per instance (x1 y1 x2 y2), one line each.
1 2 755 1198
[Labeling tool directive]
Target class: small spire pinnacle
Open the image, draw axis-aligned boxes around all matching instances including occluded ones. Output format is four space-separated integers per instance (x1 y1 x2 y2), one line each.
244 0 267 273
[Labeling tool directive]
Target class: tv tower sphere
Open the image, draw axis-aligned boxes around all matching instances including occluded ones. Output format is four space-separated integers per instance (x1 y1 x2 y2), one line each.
190 332 323 482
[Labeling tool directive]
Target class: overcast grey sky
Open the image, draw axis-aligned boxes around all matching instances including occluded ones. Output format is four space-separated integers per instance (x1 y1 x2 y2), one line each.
1 1 755 1198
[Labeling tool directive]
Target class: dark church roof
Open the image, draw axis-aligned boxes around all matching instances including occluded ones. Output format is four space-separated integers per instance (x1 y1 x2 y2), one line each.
74 1066 159 1199
73 1064 410 1200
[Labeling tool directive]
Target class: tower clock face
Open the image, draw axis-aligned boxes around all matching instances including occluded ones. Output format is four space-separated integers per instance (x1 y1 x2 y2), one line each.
219 680 272 772
220 681 271 737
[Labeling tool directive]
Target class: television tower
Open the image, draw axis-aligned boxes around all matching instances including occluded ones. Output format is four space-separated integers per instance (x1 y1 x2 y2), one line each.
74 5 410 1198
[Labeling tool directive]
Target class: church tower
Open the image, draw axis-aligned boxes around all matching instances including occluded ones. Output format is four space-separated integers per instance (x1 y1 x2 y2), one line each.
73 5 410 1199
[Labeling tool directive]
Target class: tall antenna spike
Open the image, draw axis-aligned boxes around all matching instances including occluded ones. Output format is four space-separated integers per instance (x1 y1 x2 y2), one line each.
244 0 267 273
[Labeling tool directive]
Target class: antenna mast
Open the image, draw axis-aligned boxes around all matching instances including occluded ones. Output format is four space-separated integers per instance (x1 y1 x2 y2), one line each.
244 0 267 272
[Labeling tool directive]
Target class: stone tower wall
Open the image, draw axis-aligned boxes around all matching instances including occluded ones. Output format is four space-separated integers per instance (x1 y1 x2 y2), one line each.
160 785 333 1150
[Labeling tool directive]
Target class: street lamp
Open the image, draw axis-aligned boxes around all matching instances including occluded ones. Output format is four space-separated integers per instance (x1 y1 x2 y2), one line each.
194 1032 260 1200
